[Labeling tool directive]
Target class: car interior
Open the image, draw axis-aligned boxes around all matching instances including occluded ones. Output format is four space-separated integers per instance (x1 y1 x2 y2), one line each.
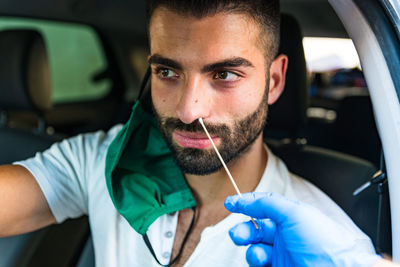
0 0 392 266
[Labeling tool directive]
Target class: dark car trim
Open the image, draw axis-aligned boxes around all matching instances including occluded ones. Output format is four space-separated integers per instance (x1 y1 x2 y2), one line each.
354 0 400 102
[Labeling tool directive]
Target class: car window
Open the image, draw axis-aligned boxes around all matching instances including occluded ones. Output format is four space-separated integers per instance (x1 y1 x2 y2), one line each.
0 17 111 104
387 0 400 31
303 37 366 121
303 37 365 99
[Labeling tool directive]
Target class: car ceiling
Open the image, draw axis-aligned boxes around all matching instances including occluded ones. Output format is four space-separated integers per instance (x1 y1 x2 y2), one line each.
281 0 348 38
0 0 348 38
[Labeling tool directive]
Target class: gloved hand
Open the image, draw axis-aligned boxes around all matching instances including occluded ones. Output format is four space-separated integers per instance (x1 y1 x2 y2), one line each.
224 192 381 267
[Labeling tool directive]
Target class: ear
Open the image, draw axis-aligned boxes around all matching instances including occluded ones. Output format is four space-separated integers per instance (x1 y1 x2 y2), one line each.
267 54 288 105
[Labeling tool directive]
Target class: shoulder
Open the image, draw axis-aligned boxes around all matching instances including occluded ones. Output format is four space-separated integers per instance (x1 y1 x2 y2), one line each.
69 124 123 150
262 145 340 208
264 149 362 229
285 173 335 208
14 124 124 177
283 167 370 239
55 124 123 158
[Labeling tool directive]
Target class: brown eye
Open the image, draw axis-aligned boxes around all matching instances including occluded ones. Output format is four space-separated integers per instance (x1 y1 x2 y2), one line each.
158 68 177 79
213 71 240 81
215 71 228 79
161 69 170 77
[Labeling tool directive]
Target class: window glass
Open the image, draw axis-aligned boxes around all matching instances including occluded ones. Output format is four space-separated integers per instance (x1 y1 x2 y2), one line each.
303 37 360 72
303 37 367 101
388 0 400 18
0 17 111 104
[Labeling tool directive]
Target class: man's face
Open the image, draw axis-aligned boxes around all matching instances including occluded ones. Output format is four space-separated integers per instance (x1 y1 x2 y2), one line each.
149 8 284 175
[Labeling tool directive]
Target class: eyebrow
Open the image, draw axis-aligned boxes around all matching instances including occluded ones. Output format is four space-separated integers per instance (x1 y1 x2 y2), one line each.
201 57 254 73
148 54 183 70
148 54 254 73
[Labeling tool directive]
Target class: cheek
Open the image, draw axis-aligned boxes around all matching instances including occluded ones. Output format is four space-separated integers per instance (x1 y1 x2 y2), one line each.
151 80 177 115
215 80 265 120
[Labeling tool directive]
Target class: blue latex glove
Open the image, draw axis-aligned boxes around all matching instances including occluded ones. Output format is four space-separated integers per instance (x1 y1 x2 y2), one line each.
224 192 380 267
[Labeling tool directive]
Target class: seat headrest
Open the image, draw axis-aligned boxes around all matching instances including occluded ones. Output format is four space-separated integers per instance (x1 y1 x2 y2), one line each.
266 14 308 138
0 30 52 112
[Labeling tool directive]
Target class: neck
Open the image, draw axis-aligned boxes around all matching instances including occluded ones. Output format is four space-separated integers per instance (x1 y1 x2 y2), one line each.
184 134 267 208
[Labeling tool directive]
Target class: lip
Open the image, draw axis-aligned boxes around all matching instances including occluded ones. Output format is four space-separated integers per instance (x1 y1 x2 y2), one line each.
173 130 220 149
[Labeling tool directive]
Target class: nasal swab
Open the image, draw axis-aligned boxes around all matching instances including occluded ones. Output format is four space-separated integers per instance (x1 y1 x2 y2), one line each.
198 118 242 197
198 118 259 229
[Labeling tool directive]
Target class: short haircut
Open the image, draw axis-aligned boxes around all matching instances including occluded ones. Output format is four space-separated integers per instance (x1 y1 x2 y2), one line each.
146 0 280 60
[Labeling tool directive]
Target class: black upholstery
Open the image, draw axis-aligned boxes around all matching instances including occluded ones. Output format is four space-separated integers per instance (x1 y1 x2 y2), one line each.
265 14 309 139
333 95 381 166
0 129 57 164
0 29 90 267
0 30 49 112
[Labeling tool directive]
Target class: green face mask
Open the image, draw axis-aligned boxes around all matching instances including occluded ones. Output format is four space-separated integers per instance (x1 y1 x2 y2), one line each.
105 102 197 235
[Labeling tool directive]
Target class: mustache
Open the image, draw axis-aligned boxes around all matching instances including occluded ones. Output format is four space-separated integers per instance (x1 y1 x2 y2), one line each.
163 118 231 136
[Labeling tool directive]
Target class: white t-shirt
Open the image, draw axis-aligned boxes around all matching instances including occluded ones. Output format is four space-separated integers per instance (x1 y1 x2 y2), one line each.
15 125 375 267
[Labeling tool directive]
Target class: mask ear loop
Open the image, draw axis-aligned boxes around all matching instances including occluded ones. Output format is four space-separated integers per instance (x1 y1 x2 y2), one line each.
137 67 151 101
142 207 196 266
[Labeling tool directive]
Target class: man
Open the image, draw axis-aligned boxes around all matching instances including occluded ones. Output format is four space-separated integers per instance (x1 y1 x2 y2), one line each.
0 0 376 266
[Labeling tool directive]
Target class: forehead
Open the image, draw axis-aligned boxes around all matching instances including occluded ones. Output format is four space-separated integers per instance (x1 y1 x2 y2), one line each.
149 8 265 67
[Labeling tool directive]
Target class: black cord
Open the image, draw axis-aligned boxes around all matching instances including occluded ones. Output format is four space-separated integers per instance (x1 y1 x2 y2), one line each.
375 150 387 252
143 207 197 266
137 67 151 101
376 183 383 249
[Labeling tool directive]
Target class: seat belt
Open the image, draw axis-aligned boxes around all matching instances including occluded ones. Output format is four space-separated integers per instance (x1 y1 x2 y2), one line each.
353 149 388 251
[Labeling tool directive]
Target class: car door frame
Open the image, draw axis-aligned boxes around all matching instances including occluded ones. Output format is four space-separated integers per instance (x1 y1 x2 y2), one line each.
329 0 400 261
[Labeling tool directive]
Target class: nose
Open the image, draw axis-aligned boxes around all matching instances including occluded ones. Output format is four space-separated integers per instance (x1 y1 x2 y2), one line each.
176 76 211 124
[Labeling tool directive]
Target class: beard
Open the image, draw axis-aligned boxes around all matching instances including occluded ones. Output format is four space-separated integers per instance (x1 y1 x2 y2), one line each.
154 89 269 175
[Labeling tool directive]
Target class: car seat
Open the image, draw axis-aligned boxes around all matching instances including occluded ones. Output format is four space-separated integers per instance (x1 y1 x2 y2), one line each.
264 14 309 140
265 14 391 254
333 95 381 166
0 29 57 162
0 29 90 267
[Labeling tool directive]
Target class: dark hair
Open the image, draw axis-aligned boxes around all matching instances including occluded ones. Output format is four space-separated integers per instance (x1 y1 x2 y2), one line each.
146 0 280 59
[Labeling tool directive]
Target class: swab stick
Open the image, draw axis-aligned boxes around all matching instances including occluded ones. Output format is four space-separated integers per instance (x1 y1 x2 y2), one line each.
198 118 259 229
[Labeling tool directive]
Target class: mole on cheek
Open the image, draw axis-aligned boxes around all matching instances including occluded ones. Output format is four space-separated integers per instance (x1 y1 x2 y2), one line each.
162 99 166 103
195 99 198 103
